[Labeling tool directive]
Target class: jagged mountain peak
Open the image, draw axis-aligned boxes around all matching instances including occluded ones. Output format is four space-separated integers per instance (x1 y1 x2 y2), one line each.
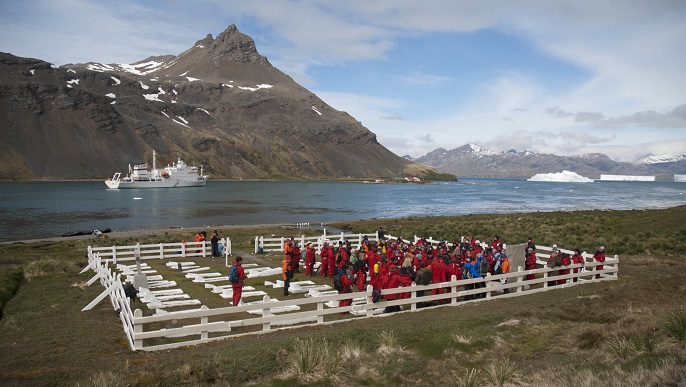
201 24 270 66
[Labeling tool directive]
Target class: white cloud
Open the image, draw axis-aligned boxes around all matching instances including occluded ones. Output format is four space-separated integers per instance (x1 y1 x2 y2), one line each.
1 0 684 162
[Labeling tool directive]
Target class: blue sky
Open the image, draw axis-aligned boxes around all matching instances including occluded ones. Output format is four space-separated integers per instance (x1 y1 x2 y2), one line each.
1 0 685 162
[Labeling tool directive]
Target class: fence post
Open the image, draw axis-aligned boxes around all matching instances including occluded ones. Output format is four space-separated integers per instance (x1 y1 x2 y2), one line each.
543 270 549 288
516 266 524 293
317 301 324 324
133 309 143 350
450 275 458 304
254 237 259 254
261 295 271 332
410 288 417 311
366 285 374 317
485 274 492 299
159 243 164 259
112 245 117 265
280 237 285 252
200 305 209 340
202 240 207 257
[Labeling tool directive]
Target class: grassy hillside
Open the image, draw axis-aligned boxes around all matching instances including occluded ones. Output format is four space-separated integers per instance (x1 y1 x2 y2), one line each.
0 207 685 386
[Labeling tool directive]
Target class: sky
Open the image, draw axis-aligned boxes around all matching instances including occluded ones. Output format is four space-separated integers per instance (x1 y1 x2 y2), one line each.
1 0 685 162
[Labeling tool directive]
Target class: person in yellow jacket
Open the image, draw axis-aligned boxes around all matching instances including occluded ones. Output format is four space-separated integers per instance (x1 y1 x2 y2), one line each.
282 255 294 296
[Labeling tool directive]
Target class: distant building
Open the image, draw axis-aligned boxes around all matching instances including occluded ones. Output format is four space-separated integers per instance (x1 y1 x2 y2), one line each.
675 175 686 182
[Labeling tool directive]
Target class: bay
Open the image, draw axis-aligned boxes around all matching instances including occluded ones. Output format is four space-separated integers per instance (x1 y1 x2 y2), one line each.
0 179 684 243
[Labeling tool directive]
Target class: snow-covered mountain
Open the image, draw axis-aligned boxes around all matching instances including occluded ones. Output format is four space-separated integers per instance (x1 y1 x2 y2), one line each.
632 153 686 165
0 25 437 180
413 144 686 179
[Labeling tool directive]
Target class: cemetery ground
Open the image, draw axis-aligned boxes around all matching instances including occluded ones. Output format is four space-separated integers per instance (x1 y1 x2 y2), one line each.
0 207 685 386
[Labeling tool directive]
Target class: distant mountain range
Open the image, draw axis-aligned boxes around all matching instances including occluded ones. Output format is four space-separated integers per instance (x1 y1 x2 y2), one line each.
405 144 686 179
0 25 441 180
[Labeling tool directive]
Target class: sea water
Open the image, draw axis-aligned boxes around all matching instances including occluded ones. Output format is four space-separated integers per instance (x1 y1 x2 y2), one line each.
0 179 684 242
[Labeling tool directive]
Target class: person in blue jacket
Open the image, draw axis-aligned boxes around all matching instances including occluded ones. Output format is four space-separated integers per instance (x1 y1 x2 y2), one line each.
462 258 482 300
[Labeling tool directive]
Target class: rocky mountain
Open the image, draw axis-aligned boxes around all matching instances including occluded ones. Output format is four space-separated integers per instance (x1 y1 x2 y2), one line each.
0 25 440 180
411 144 686 179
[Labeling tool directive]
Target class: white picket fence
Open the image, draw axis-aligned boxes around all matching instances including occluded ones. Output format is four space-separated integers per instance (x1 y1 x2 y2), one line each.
82 240 618 352
90 238 233 266
80 254 136 349
255 230 454 254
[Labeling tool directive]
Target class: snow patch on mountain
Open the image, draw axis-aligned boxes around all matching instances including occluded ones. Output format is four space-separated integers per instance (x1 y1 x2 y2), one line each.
467 143 496 156
632 154 686 165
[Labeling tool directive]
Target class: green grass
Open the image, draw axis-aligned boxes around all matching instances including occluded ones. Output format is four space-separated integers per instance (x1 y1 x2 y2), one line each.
1 206 686 385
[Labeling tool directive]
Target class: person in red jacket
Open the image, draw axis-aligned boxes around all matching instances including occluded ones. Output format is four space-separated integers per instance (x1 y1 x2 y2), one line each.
525 247 537 281
337 242 349 269
398 266 413 299
230 256 247 306
430 256 448 298
367 250 381 288
353 256 367 291
558 252 572 285
571 249 584 282
593 246 606 279
382 266 402 312
292 243 301 273
490 235 502 251
304 243 315 277
337 265 353 308
319 242 329 277
328 245 338 278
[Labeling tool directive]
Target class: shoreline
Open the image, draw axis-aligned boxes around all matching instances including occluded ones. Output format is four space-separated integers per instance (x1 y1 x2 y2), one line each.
4 204 685 245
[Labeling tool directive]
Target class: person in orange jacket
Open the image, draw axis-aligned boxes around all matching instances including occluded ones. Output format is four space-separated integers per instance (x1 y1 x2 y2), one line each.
194 231 205 253
282 255 294 296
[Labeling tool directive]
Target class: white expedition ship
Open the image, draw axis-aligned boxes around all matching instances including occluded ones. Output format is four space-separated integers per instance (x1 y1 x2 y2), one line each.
105 151 208 189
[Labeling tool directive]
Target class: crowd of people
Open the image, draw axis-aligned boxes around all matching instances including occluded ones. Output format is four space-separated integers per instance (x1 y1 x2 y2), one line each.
290 234 513 310
227 233 608 310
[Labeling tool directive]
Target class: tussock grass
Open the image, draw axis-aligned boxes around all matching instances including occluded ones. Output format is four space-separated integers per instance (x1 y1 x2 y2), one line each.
88 371 124 387
603 335 640 360
282 337 348 385
23 258 74 280
483 358 520 386
450 368 482 387
377 330 404 355
662 310 686 342
451 333 473 345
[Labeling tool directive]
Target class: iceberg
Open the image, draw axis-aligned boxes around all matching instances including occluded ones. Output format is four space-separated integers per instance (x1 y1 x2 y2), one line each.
527 170 594 183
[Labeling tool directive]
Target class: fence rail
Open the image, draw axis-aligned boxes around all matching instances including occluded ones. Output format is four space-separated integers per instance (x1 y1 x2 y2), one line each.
90 238 232 266
255 230 461 254
83 237 619 351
